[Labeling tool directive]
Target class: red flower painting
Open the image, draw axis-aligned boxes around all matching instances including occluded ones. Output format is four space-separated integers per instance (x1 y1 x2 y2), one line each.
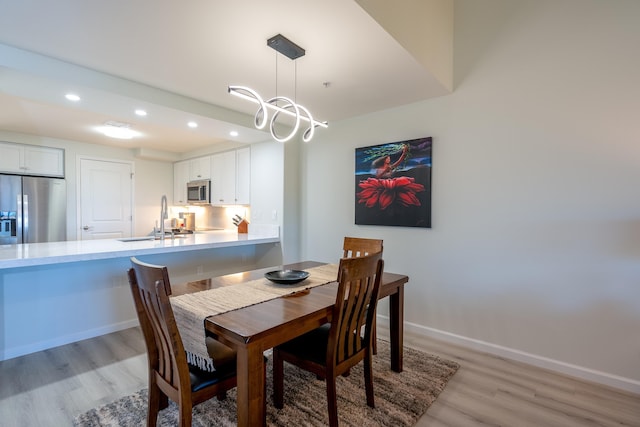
355 137 432 227
357 176 425 210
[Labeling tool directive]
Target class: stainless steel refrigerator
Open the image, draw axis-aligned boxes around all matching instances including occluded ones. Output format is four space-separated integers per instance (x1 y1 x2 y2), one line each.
0 174 67 244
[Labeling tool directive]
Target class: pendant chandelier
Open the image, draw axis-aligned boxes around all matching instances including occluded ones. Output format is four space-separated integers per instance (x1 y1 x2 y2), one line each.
228 34 328 143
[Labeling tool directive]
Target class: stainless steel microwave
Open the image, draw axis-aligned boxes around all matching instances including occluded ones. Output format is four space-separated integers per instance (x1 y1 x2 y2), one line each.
186 179 211 204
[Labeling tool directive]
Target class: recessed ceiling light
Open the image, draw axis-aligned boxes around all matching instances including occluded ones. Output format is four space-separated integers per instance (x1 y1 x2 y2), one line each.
97 121 140 139
188 121 198 128
135 109 147 116
65 93 80 102
230 131 239 137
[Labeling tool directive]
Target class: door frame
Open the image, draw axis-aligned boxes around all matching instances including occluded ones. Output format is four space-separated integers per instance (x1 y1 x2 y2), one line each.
76 155 135 240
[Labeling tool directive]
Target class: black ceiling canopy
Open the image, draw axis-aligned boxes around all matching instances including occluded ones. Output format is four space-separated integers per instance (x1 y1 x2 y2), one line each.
267 34 305 60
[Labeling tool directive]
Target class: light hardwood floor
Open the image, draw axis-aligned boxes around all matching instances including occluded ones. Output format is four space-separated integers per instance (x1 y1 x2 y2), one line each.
0 326 637 426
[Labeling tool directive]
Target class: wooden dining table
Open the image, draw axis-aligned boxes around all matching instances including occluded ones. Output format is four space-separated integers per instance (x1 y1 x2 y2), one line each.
172 260 409 427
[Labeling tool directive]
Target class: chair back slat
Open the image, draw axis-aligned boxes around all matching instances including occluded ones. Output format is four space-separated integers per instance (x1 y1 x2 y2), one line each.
330 252 383 365
150 286 176 383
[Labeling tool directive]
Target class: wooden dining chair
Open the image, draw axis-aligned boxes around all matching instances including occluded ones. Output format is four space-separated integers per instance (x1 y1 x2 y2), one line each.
273 252 384 427
342 236 383 354
128 257 238 427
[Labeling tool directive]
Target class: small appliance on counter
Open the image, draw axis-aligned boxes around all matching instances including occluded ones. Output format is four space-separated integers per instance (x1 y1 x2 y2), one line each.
233 214 249 234
179 212 196 231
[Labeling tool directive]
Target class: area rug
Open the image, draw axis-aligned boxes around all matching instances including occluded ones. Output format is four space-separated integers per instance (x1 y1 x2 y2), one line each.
73 341 459 426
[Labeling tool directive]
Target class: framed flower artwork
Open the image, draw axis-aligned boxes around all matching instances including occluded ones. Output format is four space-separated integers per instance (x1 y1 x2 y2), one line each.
355 137 432 228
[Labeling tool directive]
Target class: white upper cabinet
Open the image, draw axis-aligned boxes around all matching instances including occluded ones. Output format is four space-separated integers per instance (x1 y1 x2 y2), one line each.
0 142 22 173
0 142 65 177
173 160 190 205
188 156 211 181
210 151 236 205
210 147 251 206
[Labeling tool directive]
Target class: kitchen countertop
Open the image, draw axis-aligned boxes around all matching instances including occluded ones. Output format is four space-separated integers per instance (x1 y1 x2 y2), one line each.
0 225 279 268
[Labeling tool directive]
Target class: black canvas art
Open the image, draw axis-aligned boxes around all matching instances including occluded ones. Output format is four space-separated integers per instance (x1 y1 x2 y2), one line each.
355 137 432 228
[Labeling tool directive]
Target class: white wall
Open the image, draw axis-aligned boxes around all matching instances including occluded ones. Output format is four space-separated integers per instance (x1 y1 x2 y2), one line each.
249 140 285 265
250 141 284 227
300 0 640 392
250 136 299 264
0 130 174 238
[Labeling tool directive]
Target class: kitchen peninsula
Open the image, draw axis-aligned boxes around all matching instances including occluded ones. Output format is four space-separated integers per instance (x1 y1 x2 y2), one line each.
0 226 280 361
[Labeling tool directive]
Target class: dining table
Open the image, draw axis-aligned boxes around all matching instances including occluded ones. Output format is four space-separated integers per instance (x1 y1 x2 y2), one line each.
171 260 409 427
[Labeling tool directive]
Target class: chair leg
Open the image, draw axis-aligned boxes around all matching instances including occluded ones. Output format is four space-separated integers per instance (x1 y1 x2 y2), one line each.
326 376 339 427
146 384 161 427
273 349 284 409
372 317 378 355
178 403 193 427
364 351 375 408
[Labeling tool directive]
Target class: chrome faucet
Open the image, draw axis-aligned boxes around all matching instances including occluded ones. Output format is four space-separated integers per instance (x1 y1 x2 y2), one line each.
160 195 168 240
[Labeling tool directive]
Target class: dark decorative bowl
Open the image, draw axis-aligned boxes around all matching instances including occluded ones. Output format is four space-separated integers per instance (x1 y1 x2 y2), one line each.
264 269 310 285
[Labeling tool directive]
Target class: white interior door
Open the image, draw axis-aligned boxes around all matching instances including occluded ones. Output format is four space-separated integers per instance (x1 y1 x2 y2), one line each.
79 158 133 240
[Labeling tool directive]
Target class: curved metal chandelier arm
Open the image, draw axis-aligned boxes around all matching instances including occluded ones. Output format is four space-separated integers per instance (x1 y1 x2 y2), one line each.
267 96 300 143
228 85 328 142
295 104 315 142
228 86 268 130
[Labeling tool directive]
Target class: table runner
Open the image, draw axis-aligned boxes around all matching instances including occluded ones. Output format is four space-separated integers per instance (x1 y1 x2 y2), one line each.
170 264 338 371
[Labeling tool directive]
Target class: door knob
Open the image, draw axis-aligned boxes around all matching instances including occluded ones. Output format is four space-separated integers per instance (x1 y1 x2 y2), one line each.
83 226 90 231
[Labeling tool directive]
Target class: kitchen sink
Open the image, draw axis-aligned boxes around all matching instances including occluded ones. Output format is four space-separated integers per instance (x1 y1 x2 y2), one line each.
117 236 155 242
117 234 187 242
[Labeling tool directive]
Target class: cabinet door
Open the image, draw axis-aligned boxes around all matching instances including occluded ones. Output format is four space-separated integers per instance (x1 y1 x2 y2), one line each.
189 156 211 181
235 147 251 205
23 145 65 177
210 151 236 205
0 142 23 174
173 160 190 205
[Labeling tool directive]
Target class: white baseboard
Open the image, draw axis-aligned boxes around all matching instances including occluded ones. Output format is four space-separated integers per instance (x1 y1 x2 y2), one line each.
377 315 640 395
0 319 139 362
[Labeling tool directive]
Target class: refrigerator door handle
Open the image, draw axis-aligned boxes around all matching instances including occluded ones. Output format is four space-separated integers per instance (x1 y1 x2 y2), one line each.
16 194 24 243
23 194 28 242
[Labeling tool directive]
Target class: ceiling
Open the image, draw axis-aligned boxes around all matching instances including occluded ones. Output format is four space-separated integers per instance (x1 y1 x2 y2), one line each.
0 0 451 157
